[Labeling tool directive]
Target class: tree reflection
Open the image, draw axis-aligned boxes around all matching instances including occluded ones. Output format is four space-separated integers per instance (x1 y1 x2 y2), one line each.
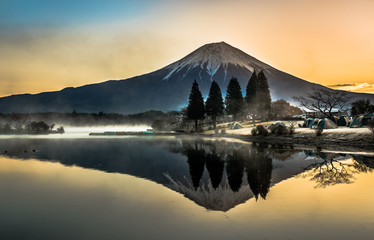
186 143 206 190
226 150 245 192
352 155 374 171
182 141 274 195
211 143 374 198
302 150 372 188
205 149 224 189
269 144 298 161
245 145 273 200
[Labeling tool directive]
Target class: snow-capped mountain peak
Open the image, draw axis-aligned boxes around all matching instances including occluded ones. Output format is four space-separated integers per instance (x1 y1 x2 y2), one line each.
1 41 373 114
163 41 272 80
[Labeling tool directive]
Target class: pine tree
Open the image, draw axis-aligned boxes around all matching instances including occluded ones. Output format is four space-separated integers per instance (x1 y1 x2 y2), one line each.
225 77 243 120
245 70 259 125
205 81 224 129
187 80 205 132
245 70 258 104
257 71 272 120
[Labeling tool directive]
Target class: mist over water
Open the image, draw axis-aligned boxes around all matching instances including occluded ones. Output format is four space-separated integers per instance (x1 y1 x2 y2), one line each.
0 125 151 139
65 125 151 135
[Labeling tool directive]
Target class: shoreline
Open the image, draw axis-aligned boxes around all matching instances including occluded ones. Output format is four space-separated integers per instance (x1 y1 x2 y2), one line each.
200 127 374 152
87 127 374 152
0 131 64 135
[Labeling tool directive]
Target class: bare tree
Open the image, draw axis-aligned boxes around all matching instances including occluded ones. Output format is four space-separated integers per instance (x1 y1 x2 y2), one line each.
270 99 303 119
300 155 371 188
293 88 349 120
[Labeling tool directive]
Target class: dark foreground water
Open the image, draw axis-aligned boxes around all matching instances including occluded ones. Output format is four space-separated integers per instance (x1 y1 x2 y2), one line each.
0 136 373 240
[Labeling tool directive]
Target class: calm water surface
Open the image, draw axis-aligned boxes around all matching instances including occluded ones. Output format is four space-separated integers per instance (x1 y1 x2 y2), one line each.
0 135 373 240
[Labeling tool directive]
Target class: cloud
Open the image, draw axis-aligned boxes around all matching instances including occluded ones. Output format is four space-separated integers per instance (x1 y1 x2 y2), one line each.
328 82 374 94
327 83 355 87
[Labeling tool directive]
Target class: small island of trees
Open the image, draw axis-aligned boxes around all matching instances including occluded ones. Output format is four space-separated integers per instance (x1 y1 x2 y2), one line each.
0 113 64 134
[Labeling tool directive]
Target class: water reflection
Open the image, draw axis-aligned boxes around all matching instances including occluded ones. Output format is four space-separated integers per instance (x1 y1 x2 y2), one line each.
0 137 373 211
206 149 224 189
301 150 373 188
180 142 273 199
246 146 273 200
186 144 206 190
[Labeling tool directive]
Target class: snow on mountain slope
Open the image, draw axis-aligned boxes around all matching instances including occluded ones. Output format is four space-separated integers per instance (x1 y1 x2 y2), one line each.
163 42 273 80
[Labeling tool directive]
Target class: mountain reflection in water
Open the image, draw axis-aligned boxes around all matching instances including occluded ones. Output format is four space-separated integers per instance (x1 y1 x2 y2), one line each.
0 137 373 211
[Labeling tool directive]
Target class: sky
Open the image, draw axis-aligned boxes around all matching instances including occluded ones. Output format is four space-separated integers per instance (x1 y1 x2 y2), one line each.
1 0 374 97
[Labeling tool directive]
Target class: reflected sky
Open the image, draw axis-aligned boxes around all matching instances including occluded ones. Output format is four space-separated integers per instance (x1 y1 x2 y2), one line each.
0 137 374 239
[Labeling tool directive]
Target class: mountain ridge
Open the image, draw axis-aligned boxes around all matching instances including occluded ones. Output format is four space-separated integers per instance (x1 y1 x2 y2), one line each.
0 42 373 113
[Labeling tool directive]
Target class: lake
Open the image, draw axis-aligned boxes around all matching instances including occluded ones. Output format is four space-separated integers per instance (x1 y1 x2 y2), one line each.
0 134 374 240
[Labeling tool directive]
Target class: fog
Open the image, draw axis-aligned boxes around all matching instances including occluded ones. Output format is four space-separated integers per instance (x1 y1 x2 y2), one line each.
0 125 151 139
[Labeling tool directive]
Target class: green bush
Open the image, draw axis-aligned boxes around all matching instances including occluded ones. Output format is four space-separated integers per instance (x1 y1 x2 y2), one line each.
251 128 257 136
270 125 287 135
252 125 269 136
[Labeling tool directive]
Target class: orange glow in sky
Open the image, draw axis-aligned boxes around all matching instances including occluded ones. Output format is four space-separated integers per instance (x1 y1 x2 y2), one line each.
0 0 373 96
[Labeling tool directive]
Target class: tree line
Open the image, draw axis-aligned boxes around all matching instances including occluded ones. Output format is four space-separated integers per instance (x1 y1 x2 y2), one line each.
0 110 178 128
0 117 64 134
187 70 273 131
183 141 272 199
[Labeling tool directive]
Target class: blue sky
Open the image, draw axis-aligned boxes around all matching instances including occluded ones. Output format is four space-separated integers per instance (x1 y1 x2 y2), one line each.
0 0 154 28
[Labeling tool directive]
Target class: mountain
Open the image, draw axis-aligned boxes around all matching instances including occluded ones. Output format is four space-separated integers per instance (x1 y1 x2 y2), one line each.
1 41 373 113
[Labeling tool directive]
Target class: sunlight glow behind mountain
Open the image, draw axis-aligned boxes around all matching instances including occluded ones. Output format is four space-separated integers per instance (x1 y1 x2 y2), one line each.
0 0 374 96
